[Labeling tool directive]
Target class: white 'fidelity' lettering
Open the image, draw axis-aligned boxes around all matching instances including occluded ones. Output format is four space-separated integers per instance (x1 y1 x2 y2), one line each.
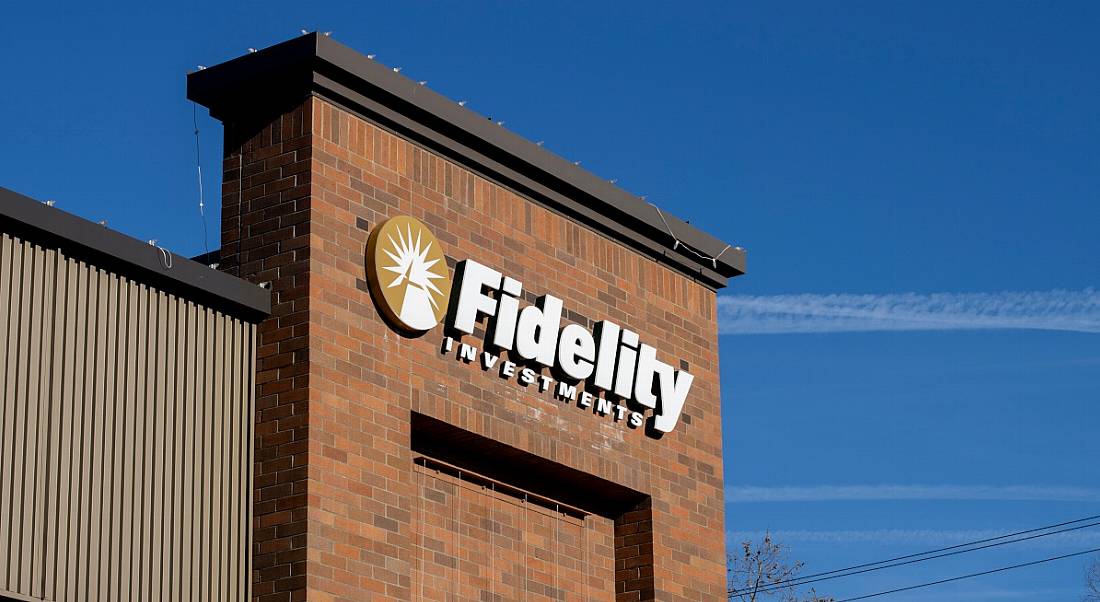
592 321 619 391
452 260 501 334
444 258 696 434
557 323 595 380
632 344 661 410
515 295 563 367
652 369 693 433
614 329 639 399
492 277 523 350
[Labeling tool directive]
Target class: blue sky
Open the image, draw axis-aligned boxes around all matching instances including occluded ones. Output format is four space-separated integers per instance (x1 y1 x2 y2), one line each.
2 2 1098 600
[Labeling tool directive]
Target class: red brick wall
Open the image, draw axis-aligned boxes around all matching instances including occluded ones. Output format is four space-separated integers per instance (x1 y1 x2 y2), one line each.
222 95 727 601
412 462 616 600
219 101 313 602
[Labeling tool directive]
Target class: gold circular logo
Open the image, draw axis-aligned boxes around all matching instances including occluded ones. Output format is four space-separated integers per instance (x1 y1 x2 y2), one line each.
366 216 452 332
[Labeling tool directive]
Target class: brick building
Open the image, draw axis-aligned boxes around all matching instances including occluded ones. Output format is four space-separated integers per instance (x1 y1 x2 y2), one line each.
188 33 745 602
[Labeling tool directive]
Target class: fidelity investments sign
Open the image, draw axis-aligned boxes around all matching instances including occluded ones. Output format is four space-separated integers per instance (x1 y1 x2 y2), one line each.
367 216 693 435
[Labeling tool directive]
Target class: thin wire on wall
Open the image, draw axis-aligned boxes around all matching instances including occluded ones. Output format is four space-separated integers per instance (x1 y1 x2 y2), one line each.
650 202 736 269
191 103 210 259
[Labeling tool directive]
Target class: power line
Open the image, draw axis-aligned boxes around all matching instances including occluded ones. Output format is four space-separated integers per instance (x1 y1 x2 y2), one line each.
765 519 1100 593
730 514 1100 596
835 546 1100 601
737 513 1100 591
736 518 1100 595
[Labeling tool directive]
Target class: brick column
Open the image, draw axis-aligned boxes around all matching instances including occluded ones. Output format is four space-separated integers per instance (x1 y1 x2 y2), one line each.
193 33 737 601
219 100 312 602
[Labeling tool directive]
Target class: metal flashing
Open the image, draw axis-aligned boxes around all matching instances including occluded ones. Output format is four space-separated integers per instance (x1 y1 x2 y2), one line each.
187 33 746 290
0 186 271 322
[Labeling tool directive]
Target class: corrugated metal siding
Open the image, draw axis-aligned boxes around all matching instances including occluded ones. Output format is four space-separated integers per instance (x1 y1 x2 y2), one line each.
0 232 255 602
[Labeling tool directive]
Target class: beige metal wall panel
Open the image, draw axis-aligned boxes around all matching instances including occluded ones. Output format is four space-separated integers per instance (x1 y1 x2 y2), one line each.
1 234 20 592
0 232 256 602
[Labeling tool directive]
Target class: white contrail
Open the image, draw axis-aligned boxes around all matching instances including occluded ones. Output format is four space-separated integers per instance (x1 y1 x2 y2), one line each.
726 484 1100 503
717 289 1100 335
726 528 1100 547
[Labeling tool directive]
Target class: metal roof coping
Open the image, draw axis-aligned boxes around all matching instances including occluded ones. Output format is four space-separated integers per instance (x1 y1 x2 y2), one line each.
188 33 746 290
0 186 271 323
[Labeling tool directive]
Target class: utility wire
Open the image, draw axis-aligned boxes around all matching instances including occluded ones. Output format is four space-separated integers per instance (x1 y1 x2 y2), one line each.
730 514 1100 595
192 102 210 258
740 513 1100 590
746 519 1100 594
835 546 1100 601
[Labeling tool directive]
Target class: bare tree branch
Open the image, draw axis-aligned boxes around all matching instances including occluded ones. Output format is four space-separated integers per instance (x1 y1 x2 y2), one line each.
729 532 833 602
1085 556 1100 602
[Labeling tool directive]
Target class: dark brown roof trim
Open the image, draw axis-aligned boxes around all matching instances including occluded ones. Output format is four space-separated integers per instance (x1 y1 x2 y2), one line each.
188 33 746 290
0 187 271 323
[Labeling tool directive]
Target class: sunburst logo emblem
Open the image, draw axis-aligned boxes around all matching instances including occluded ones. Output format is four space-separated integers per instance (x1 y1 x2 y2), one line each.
366 216 452 332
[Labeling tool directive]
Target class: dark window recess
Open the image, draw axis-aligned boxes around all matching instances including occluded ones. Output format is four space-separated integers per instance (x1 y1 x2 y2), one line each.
615 497 656 601
414 456 588 520
410 412 656 599
411 412 645 518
